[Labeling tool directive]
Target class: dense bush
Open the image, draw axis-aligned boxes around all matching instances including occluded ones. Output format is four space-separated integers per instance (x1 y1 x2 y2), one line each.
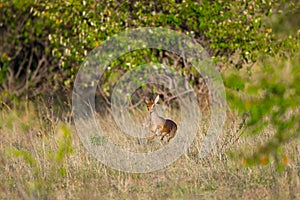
0 0 55 100
224 53 300 170
1 0 299 100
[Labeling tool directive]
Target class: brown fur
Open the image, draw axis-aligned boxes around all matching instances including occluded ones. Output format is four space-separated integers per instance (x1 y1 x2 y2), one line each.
146 95 177 143
160 119 177 142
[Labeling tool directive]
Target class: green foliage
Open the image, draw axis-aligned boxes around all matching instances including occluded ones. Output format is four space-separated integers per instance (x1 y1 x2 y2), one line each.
225 54 300 169
10 149 36 166
1 0 299 98
90 134 108 146
224 73 245 91
54 124 73 163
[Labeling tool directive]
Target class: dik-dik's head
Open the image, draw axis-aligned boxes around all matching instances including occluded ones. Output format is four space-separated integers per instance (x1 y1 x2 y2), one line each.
145 95 160 113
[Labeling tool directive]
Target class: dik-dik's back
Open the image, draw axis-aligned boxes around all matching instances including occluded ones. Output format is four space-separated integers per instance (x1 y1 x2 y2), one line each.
146 95 177 143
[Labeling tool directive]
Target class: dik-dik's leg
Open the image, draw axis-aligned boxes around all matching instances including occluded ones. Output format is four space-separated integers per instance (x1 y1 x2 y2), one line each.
160 131 168 144
166 129 176 142
147 133 156 142
147 127 158 143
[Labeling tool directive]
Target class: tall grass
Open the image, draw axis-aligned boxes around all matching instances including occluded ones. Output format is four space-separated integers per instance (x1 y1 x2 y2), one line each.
0 99 299 199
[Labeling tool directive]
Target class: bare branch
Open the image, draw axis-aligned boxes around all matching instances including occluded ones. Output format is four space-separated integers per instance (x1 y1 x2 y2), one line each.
164 89 194 103
15 55 27 79
126 96 145 110
31 54 46 81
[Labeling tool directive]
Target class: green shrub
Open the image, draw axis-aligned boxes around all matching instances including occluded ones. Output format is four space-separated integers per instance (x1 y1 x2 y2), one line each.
224 53 300 170
1 0 298 99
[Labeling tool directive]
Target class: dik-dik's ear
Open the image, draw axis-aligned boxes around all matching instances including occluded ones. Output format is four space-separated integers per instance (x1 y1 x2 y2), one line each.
154 95 160 104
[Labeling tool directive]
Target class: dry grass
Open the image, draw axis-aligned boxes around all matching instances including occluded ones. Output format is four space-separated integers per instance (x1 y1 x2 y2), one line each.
0 101 300 200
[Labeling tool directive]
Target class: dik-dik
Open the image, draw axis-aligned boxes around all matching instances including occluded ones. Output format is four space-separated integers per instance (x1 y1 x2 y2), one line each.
145 95 177 143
